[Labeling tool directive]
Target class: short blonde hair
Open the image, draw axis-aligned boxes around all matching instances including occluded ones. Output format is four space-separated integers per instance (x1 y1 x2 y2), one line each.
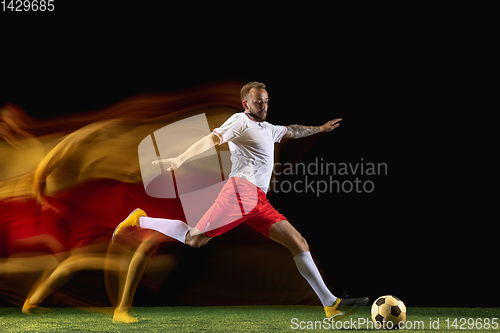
240 81 266 101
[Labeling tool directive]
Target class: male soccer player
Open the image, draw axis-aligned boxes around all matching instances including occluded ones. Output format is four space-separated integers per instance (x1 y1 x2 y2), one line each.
112 81 368 323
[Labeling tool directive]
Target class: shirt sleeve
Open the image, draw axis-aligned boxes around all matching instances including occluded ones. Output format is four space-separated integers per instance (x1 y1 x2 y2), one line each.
212 113 245 145
268 123 287 143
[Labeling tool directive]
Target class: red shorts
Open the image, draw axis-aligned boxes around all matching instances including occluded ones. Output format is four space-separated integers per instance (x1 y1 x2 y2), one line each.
195 177 286 238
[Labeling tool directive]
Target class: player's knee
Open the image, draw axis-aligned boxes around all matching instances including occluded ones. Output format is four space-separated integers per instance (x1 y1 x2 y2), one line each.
185 236 205 248
298 237 309 252
185 237 196 248
288 237 309 256
187 240 204 248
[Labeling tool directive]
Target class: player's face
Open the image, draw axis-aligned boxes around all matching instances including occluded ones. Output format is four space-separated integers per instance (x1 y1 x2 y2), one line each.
244 88 268 122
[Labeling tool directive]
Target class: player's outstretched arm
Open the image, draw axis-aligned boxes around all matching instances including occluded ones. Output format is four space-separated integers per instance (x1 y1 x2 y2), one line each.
284 118 341 139
152 133 220 171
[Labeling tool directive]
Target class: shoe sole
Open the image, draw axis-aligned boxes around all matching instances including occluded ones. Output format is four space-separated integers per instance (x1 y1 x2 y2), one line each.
112 208 142 244
330 298 368 322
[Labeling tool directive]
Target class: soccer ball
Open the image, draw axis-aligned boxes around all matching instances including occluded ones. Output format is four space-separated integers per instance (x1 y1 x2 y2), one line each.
371 295 406 329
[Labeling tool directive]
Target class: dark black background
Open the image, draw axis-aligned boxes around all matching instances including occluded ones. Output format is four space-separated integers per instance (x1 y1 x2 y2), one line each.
1 3 495 307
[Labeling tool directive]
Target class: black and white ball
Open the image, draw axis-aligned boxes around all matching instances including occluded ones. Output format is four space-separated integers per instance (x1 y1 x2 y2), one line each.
371 295 406 329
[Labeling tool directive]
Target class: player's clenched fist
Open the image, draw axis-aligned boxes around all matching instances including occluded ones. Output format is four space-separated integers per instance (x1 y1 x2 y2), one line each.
152 157 182 171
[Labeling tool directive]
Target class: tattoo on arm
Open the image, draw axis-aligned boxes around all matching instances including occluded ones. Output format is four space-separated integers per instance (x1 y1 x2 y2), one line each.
284 124 321 139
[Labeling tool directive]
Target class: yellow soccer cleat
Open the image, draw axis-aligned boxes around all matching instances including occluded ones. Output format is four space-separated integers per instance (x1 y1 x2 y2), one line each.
325 297 369 322
325 298 342 319
113 308 138 323
112 208 147 244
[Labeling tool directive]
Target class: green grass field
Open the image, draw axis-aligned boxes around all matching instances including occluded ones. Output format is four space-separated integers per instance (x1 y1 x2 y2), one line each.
1 306 499 332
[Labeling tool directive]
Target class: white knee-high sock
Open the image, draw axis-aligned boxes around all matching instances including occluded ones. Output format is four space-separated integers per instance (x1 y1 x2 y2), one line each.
139 217 189 244
294 251 337 307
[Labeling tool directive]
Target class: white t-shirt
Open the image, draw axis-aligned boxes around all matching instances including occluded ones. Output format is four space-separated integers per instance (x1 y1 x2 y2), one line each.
212 111 287 193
